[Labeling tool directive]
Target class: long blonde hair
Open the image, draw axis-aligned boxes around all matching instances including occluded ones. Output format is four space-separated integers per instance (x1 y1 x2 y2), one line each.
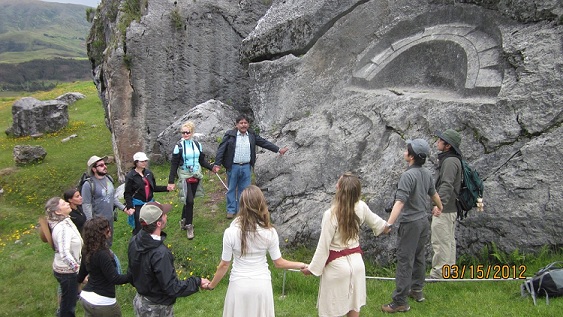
237 185 273 256
332 172 361 244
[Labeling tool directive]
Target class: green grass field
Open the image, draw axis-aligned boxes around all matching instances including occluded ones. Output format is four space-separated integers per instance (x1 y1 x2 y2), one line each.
0 82 561 316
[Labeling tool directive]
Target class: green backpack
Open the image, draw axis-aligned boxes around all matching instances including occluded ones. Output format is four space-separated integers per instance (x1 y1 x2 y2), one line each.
455 158 484 220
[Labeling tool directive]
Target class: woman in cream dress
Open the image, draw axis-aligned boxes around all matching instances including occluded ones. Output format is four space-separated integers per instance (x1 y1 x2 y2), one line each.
204 185 307 317
302 172 389 317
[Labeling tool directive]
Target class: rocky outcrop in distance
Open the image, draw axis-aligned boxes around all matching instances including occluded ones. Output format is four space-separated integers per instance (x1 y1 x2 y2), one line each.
5 97 68 137
89 0 562 263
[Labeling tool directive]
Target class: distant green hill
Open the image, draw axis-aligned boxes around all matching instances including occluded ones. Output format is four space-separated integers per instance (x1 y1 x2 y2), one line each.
0 0 91 63
0 0 92 91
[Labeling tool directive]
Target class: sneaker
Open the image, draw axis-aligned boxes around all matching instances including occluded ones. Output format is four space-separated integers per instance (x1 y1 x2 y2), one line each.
381 302 410 313
425 275 441 283
409 290 425 302
226 213 234 219
179 219 187 230
186 224 194 240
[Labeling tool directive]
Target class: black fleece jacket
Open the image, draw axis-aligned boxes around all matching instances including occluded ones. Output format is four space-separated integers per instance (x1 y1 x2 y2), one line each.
78 249 131 298
127 230 201 305
124 168 167 209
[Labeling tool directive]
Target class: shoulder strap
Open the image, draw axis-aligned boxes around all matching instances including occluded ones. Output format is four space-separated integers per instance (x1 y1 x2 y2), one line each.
87 177 95 200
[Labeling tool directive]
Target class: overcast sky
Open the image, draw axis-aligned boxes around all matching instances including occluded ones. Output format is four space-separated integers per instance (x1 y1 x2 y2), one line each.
41 0 101 7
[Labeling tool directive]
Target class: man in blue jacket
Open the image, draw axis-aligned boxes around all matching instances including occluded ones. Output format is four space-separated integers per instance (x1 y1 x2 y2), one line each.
212 114 288 218
128 202 210 316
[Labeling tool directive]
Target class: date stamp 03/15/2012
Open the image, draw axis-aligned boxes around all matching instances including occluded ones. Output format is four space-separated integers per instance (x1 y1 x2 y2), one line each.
441 264 527 279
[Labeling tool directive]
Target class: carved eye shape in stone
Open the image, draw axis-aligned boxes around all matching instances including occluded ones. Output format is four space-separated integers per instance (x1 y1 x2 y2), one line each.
353 23 502 98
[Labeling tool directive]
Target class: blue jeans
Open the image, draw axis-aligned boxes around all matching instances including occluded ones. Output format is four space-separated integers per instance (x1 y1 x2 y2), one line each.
226 164 251 214
54 271 78 317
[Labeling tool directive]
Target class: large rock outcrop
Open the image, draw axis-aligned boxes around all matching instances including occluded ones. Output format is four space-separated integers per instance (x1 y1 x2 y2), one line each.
90 0 563 262
87 0 270 181
5 97 68 137
246 0 563 261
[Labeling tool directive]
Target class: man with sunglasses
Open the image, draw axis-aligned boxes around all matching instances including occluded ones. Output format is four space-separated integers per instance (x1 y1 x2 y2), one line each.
82 155 127 246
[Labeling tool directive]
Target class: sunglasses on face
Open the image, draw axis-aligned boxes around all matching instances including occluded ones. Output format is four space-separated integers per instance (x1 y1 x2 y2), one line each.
96 163 106 167
181 131 191 135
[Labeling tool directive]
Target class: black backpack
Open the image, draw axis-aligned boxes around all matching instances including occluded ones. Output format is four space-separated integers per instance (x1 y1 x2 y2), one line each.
455 158 484 220
521 262 563 305
77 172 114 196
77 172 117 220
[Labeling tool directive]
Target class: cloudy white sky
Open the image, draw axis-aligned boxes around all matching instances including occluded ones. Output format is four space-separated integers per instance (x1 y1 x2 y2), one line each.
42 0 101 8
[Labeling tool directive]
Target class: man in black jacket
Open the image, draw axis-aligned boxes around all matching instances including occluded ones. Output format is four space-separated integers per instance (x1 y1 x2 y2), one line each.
128 202 210 316
212 114 288 219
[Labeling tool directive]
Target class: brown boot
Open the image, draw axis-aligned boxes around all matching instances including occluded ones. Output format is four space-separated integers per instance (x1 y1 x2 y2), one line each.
381 302 410 313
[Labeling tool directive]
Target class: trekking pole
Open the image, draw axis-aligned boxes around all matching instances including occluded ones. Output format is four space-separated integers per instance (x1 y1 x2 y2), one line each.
215 173 228 190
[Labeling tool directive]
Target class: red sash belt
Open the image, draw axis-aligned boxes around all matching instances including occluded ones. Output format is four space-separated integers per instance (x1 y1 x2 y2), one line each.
325 246 363 265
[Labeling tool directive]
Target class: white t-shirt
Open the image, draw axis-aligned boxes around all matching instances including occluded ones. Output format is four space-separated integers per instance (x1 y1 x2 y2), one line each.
221 220 282 281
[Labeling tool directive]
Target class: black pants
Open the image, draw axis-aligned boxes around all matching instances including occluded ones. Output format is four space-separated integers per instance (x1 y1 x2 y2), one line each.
182 180 199 225
54 271 78 317
132 204 143 235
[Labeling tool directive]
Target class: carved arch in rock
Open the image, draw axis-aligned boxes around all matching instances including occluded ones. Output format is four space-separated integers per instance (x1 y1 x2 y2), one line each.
353 24 502 96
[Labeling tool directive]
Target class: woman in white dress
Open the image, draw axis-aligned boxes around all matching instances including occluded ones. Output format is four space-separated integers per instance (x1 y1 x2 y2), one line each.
204 185 307 317
302 172 390 317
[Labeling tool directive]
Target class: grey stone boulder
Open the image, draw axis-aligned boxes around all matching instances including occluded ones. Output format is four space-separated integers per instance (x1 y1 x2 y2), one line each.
5 97 68 137
56 92 85 105
156 99 239 162
241 0 367 61
13 145 47 165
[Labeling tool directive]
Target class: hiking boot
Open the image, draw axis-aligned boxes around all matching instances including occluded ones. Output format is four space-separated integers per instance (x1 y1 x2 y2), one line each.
409 290 425 302
226 213 234 219
381 302 410 313
180 219 187 230
186 224 194 240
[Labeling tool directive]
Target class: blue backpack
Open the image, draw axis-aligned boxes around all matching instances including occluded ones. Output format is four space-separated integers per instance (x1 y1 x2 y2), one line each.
455 158 484 220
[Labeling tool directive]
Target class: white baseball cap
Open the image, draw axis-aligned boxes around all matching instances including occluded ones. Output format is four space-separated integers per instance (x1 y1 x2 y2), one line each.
133 152 149 161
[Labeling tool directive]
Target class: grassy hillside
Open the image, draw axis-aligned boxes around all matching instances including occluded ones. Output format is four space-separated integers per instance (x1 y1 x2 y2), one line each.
0 0 91 63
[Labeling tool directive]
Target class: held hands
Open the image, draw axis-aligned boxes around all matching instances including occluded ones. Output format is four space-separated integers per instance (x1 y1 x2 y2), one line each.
300 263 311 275
167 184 175 191
124 208 135 216
279 147 289 155
200 278 212 290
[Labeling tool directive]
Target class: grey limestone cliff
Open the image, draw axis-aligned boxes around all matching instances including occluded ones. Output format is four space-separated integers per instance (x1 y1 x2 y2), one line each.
89 0 563 262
